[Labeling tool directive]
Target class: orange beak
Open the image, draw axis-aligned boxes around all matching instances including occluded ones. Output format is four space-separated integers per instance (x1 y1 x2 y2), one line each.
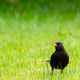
54 43 58 47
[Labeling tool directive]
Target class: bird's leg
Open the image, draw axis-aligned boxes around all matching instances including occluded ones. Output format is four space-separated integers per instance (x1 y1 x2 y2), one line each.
51 67 54 75
60 63 63 74
61 69 63 74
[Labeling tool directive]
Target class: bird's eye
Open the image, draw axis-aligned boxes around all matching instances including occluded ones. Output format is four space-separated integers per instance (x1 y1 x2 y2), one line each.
57 43 60 46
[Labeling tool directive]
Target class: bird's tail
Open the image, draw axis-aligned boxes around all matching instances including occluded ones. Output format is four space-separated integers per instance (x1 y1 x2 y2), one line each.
46 60 50 62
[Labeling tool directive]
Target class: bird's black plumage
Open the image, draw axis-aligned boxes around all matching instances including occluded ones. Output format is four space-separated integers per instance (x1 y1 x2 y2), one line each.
50 42 69 74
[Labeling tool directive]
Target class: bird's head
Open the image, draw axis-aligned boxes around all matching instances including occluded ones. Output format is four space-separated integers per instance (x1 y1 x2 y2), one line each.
54 42 64 51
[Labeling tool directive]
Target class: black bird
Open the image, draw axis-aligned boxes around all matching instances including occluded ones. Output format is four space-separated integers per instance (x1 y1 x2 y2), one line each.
50 42 69 74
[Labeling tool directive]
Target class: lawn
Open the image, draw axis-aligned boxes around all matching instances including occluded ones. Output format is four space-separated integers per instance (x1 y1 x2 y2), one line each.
0 1 80 80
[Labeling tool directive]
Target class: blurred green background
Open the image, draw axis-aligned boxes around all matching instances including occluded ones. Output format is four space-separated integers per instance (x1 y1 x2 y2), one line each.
0 0 80 80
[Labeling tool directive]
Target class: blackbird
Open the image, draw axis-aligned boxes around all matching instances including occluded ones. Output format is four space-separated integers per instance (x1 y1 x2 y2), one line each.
50 42 69 74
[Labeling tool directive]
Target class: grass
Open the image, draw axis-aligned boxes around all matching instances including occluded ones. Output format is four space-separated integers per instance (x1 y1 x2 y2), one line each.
0 14 80 80
0 1 80 79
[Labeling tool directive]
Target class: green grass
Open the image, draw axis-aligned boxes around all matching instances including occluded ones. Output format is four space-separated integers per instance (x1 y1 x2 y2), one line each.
0 14 80 80
0 1 80 79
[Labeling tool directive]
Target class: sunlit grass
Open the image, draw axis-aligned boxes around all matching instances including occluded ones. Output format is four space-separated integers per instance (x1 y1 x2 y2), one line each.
0 14 80 80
